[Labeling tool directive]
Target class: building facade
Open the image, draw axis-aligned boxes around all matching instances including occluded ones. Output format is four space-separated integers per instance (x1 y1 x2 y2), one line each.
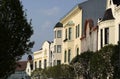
8 61 32 79
33 41 51 69
60 0 107 64
60 5 82 64
80 19 98 52
33 0 120 70
53 22 63 65
98 0 120 50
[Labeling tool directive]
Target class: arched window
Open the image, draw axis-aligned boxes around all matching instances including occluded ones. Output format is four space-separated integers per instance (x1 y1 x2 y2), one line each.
64 50 67 62
77 48 79 55
39 60 41 68
44 59 47 69
68 49 71 63
68 27 72 40
35 61 37 69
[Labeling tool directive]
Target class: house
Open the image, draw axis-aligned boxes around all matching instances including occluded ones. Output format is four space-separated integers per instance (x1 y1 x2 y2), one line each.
33 26 63 69
60 5 82 64
98 0 120 50
53 22 63 65
60 0 107 64
8 61 32 79
33 41 51 69
80 19 98 52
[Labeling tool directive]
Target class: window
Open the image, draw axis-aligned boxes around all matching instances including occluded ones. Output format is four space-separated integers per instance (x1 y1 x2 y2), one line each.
100 29 103 48
57 60 61 65
54 45 56 52
69 27 72 40
76 24 80 38
105 28 109 44
57 30 62 38
30 64 33 70
28 69 29 72
50 51 52 64
76 26 77 38
68 49 71 63
54 60 56 66
44 59 47 69
57 45 61 53
64 51 67 62
50 51 52 58
77 48 79 55
39 60 41 68
35 62 37 69
55 31 56 38
110 0 111 5
65 29 67 39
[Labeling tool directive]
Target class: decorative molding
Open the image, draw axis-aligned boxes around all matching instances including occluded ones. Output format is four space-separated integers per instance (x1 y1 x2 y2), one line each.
67 20 75 26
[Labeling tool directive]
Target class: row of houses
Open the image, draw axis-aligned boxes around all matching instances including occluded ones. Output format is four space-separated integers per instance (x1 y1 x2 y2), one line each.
33 0 120 70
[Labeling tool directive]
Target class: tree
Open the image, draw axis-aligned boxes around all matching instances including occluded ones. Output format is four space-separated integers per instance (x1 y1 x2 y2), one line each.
71 62 82 79
90 45 115 79
98 45 114 79
31 68 43 79
0 0 34 78
111 44 120 79
43 64 74 79
71 51 94 79
90 52 106 79
70 55 83 79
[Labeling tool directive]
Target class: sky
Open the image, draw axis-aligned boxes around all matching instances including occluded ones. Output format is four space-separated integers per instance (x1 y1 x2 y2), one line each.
21 0 85 60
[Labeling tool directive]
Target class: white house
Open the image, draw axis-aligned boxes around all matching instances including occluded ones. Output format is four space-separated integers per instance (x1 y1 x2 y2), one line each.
98 0 120 50
8 55 33 79
8 61 32 79
80 19 98 52
33 41 51 69
53 22 63 65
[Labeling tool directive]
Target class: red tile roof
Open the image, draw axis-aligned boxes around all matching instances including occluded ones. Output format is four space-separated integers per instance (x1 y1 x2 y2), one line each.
16 61 27 71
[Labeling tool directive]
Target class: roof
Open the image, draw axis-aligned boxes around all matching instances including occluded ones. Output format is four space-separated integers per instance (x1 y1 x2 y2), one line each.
113 0 120 6
78 0 107 34
60 4 82 23
54 22 63 28
16 61 27 71
102 8 115 21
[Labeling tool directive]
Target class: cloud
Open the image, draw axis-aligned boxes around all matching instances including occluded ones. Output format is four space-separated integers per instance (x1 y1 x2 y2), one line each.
40 6 60 16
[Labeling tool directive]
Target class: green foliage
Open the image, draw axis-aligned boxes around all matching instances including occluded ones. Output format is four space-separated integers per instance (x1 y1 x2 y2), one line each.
90 45 116 79
71 51 94 79
0 0 34 78
90 52 106 78
111 44 120 79
43 64 75 79
70 44 120 79
31 68 42 77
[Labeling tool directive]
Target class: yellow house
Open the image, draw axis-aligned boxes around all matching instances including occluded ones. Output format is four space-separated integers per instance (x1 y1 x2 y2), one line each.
60 0 107 64
60 5 82 64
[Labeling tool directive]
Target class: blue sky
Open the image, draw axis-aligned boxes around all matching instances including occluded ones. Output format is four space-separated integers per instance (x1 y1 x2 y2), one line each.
21 0 85 60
